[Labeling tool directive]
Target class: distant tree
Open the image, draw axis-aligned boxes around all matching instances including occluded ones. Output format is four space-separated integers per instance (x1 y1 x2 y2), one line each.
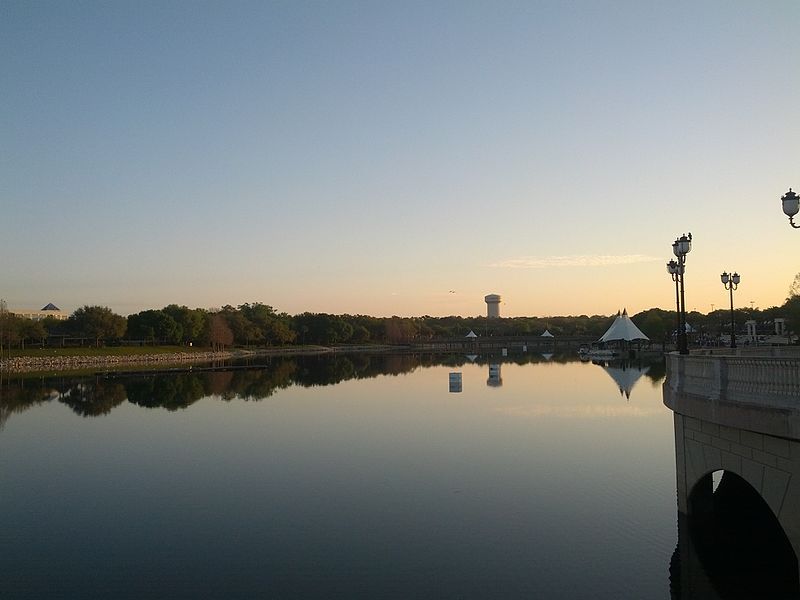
18 319 47 349
0 310 22 352
206 314 234 351
294 313 353 345
633 309 668 343
223 309 260 346
266 318 296 345
127 310 182 344
789 273 800 299
782 295 800 340
70 306 127 346
163 304 206 344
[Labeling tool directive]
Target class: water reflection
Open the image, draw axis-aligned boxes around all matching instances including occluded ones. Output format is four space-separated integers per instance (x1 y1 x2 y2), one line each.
597 361 650 399
487 364 502 387
0 353 687 598
0 353 669 427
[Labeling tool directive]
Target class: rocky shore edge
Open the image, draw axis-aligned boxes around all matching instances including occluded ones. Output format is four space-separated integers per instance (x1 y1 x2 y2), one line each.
0 345 398 374
0 351 236 373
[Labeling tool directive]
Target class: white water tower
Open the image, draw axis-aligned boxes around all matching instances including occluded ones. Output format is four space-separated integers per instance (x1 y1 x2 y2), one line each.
485 294 501 319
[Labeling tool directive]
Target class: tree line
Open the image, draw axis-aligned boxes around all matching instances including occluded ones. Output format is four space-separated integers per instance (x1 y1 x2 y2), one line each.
1 292 799 351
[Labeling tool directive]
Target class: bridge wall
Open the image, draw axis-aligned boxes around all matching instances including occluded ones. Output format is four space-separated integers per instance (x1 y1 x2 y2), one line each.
666 352 800 568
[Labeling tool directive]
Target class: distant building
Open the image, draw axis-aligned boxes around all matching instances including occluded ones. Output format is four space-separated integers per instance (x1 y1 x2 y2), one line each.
10 303 68 321
485 294 501 319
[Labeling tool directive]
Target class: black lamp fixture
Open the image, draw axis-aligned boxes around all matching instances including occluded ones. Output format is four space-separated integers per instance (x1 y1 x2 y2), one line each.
666 259 681 350
671 233 692 354
781 188 800 228
720 271 740 349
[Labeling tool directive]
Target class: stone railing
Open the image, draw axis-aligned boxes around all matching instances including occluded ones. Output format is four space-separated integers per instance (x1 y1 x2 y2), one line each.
665 352 800 410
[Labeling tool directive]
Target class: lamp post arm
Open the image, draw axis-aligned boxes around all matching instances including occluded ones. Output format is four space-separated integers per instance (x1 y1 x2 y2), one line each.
790 215 800 229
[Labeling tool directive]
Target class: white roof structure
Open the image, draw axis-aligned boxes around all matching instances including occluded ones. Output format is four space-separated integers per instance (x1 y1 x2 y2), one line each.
599 309 649 343
465 330 478 338
540 330 554 338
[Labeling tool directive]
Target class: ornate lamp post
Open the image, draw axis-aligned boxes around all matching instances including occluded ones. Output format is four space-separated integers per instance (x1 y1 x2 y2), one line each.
672 233 692 354
721 271 740 349
666 259 681 350
781 188 800 228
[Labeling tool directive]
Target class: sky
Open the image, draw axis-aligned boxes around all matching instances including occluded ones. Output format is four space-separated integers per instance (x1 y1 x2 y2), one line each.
2 1 799 318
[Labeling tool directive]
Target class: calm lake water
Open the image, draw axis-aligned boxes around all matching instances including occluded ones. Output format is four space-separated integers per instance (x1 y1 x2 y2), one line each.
1 353 679 599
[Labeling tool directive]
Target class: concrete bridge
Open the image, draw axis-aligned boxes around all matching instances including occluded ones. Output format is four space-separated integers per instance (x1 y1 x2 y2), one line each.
663 348 800 597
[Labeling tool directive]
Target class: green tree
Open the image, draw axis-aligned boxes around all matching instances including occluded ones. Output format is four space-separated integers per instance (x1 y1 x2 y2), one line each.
70 305 127 347
128 310 182 344
163 304 206 344
19 319 47 349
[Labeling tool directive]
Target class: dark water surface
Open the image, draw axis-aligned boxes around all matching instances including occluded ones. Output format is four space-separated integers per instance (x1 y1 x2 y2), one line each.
1 354 678 598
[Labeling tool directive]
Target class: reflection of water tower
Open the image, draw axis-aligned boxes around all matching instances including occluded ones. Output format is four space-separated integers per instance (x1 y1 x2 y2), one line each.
487 363 503 387
485 294 501 319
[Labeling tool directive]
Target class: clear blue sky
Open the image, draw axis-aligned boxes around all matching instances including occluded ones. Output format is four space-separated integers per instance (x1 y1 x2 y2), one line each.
2 1 799 317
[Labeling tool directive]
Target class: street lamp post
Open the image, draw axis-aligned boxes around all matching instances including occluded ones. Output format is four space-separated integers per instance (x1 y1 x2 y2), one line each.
666 259 681 351
781 188 800 228
721 271 740 349
672 233 692 354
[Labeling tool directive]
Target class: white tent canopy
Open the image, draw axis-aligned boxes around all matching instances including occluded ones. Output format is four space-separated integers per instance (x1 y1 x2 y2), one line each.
540 330 554 338
599 309 649 343
465 330 478 338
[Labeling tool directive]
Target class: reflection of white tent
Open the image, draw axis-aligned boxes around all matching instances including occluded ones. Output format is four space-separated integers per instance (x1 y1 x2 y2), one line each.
599 309 649 343
601 363 650 399
466 330 478 338
541 330 554 338
465 354 478 362
541 353 554 360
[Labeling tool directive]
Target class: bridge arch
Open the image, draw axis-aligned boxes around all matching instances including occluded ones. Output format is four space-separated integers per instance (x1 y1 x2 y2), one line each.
672 411 800 577
684 469 799 597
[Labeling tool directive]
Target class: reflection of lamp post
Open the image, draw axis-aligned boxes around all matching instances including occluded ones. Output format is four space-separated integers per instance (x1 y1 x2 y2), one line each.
781 188 800 228
721 271 740 349
672 233 692 354
666 259 681 350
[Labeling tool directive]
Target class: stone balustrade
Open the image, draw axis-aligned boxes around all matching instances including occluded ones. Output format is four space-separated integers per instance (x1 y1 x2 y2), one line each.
666 352 800 412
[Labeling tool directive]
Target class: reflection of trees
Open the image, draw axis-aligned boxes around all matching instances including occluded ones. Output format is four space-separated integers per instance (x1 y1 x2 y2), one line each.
222 360 297 401
0 351 624 423
125 375 207 411
643 359 666 384
59 380 128 417
0 376 61 430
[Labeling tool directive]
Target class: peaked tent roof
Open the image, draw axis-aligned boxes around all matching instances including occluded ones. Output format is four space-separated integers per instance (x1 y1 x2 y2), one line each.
465 330 478 338
601 364 650 399
599 309 649 343
540 330 554 337
41 303 60 311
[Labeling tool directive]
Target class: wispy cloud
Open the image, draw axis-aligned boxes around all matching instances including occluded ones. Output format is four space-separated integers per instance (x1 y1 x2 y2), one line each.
489 254 660 269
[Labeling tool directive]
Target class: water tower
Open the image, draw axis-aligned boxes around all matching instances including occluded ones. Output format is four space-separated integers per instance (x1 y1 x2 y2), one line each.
485 294 501 319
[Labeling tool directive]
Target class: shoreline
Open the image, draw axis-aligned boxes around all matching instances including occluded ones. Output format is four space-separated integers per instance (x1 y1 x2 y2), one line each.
0 345 402 374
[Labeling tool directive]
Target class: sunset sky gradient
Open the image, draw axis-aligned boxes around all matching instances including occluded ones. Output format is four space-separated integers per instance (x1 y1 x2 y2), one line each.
2 1 799 317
